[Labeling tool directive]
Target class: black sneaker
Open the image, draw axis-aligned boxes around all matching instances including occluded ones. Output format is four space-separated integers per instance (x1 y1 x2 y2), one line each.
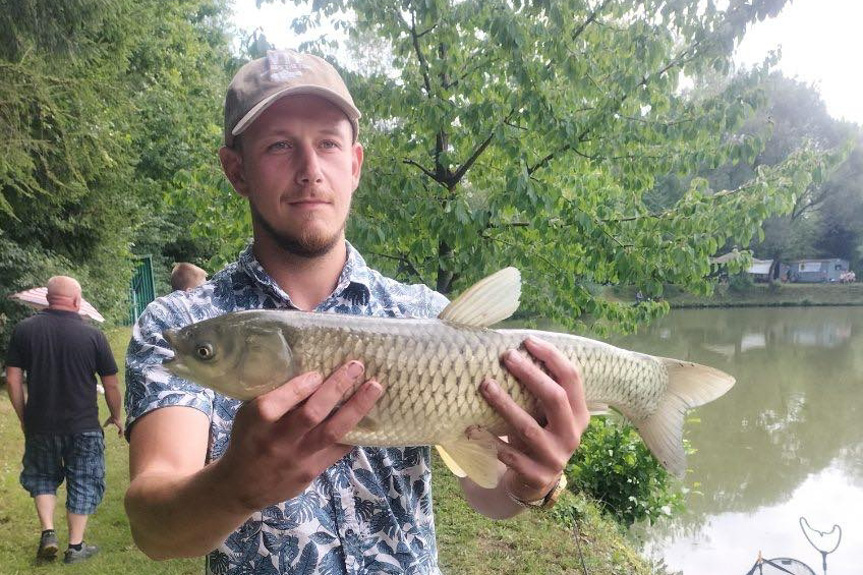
36 530 59 560
63 543 99 564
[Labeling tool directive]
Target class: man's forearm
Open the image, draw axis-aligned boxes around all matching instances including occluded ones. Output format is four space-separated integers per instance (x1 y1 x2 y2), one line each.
125 459 255 559
5 367 26 426
459 465 525 520
101 375 123 421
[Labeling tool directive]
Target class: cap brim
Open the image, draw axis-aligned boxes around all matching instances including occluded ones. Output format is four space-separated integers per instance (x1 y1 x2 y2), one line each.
231 86 361 141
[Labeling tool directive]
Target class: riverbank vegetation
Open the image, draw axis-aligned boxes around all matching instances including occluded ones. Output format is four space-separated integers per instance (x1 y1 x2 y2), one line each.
667 281 863 308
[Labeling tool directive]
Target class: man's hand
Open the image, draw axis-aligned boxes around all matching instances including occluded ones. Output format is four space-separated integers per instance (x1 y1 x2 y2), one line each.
216 360 383 514
471 336 590 507
103 415 125 437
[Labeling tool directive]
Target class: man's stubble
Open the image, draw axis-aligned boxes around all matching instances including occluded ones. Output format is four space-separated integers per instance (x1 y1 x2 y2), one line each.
250 201 349 259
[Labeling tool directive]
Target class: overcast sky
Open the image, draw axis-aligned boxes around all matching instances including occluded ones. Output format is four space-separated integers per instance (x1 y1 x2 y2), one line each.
232 0 861 125
735 0 860 125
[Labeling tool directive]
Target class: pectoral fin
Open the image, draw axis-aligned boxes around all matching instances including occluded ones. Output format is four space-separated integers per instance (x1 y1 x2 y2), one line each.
436 437 501 489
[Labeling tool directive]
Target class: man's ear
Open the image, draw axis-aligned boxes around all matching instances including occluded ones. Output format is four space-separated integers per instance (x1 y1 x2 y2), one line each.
219 146 249 197
351 142 364 191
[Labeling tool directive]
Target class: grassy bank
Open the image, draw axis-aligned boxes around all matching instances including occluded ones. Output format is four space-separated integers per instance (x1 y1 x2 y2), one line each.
0 327 657 575
667 281 863 308
613 282 863 308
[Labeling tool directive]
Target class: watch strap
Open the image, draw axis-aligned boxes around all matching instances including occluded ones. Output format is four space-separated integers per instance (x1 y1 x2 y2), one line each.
507 473 568 510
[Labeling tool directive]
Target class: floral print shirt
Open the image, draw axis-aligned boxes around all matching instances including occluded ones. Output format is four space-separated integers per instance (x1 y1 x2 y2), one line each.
125 243 449 575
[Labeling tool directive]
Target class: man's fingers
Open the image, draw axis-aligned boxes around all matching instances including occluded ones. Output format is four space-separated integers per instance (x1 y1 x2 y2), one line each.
103 416 124 436
251 370 324 424
290 361 366 430
523 337 590 429
478 378 557 464
307 380 383 447
501 347 573 432
465 426 554 494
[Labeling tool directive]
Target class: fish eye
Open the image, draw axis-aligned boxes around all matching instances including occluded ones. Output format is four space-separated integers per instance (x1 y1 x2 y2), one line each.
195 343 216 361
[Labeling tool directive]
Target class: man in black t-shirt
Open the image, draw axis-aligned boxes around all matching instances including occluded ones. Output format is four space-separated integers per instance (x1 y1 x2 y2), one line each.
5 276 123 564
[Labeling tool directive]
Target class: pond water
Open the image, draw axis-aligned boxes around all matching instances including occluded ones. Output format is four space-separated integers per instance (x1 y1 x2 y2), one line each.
612 307 863 575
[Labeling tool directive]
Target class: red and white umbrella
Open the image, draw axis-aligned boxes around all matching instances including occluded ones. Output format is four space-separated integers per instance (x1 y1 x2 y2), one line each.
8 287 105 322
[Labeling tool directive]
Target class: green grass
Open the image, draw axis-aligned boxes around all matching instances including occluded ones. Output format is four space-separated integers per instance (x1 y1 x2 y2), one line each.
0 328 199 575
433 458 656 575
0 327 657 574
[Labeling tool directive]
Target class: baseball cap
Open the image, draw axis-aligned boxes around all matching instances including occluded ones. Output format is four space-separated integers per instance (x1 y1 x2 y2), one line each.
224 50 361 147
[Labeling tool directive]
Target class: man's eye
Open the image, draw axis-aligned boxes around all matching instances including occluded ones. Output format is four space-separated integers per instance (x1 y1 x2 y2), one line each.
269 141 292 151
321 140 339 149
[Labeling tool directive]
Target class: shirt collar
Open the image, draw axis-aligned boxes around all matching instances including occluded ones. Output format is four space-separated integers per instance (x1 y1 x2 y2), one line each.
44 309 83 320
237 241 373 309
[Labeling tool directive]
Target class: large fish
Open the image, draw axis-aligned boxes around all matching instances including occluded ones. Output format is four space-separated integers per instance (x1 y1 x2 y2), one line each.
163 268 734 487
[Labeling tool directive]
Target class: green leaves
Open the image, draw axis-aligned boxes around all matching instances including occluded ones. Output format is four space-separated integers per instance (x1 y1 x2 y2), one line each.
0 0 233 342
568 416 687 526
279 1 802 332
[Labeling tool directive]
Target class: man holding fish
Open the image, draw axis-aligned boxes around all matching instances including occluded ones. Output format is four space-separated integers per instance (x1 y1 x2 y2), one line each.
123 50 591 574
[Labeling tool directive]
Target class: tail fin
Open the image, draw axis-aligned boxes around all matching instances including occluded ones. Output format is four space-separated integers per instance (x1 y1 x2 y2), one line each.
634 358 735 477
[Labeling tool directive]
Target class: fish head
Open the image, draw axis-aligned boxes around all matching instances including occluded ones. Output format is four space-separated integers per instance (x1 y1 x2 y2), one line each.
163 313 296 401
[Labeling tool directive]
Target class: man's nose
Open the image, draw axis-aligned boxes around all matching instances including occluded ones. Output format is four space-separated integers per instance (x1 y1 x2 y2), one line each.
294 144 323 184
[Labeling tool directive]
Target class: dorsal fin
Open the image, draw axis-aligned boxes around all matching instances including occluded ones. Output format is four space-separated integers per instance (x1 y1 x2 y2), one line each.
437 267 521 327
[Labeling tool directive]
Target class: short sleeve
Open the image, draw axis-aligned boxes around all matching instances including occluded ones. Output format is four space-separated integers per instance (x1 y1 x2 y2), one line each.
95 331 119 376
124 295 216 440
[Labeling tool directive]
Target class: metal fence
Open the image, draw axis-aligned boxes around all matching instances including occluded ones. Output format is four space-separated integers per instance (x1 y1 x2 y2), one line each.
127 255 155 325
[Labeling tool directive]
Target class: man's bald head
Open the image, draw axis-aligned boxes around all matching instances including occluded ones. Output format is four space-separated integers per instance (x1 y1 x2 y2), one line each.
46 276 82 311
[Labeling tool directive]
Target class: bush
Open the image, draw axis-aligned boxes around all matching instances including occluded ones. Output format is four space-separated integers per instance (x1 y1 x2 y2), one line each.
728 272 753 293
566 417 686 527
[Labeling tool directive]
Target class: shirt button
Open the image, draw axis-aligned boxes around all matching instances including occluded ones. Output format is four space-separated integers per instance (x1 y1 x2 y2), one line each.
346 529 355 536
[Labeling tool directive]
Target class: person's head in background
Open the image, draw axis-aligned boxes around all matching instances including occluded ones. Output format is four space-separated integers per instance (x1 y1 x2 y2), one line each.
170 263 207 292
46 276 82 311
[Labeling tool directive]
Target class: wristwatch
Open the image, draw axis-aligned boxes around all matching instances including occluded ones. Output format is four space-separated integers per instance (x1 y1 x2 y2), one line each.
507 473 568 510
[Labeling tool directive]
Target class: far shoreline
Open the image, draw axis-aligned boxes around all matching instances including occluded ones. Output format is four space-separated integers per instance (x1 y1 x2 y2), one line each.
621 282 863 309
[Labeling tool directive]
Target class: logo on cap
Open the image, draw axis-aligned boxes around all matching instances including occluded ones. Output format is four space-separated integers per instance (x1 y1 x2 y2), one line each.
267 51 312 82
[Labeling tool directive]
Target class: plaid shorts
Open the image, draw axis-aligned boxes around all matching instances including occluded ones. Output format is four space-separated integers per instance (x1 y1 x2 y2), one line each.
20 431 106 515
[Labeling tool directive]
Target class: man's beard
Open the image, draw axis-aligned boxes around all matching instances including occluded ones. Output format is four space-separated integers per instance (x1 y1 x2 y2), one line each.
251 202 346 259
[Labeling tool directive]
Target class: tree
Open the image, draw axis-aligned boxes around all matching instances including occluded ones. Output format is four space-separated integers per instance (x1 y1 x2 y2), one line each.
0 0 233 353
0 0 142 333
812 138 863 271
705 73 861 276
280 0 825 332
169 0 824 331
120 1 236 295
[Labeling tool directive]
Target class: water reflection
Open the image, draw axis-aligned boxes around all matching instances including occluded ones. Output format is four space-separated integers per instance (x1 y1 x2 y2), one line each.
611 307 863 575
